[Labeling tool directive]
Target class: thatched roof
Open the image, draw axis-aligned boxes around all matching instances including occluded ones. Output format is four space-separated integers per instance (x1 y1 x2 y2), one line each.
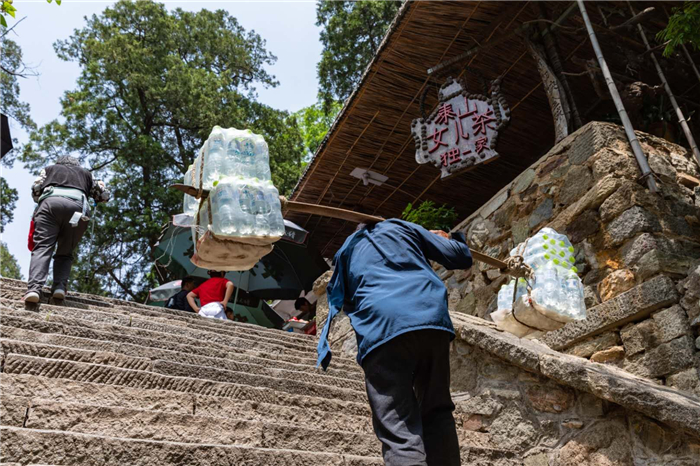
290 1 697 257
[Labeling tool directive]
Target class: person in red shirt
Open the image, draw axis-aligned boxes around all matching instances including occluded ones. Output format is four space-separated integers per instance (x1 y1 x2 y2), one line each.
186 270 234 320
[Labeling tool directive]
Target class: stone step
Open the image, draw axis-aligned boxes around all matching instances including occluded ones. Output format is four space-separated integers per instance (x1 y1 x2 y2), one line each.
0 280 317 347
0 398 515 465
1 396 381 457
0 310 360 377
0 426 383 466
2 354 369 415
0 293 320 355
0 302 360 369
1 373 374 435
1 294 363 369
0 339 366 399
1 328 361 385
3 350 366 404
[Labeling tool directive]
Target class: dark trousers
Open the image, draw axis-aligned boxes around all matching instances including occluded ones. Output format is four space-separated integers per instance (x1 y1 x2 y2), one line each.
361 329 460 466
28 197 88 295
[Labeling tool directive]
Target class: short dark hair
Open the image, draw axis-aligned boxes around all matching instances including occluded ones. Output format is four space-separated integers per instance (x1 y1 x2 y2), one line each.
181 276 195 288
208 270 225 278
294 297 310 311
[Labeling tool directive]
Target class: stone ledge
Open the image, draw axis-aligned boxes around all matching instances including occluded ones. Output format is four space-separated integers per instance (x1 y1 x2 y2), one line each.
451 313 700 439
539 275 679 350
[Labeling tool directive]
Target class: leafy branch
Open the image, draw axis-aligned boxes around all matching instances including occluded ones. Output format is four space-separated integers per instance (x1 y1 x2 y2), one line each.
657 2 700 56
401 201 458 232
1 0 60 28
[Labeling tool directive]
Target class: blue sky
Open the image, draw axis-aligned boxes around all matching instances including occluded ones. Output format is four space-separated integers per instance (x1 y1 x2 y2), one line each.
1 0 323 278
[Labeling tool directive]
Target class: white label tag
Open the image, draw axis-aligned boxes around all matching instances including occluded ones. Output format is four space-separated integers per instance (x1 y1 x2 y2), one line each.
69 211 83 227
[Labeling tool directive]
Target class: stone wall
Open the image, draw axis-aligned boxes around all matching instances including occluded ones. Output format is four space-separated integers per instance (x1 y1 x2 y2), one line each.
448 313 700 466
437 122 700 396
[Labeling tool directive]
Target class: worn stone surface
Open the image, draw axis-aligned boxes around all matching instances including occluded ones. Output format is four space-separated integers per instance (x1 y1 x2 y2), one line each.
597 269 636 302
0 426 373 466
529 197 554 228
511 217 530 244
623 336 696 379
620 320 658 357
652 305 690 344
590 346 625 363
666 367 700 398
605 206 662 247
591 147 641 180
526 385 574 413
598 179 662 223
635 249 695 281
557 419 633 466
481 189 509 220
565 332 621 358
541 275 679 350
649 152 678 182
559 166 594 206
513 169 536 194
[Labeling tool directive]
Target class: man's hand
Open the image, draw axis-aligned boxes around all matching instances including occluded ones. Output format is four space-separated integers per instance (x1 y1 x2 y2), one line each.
430 230 450 239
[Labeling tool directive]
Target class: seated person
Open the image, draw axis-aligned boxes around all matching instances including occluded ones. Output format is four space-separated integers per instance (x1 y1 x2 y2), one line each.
294 297 317 321
294 297 317 336
186 270 234 321
165 276 196 313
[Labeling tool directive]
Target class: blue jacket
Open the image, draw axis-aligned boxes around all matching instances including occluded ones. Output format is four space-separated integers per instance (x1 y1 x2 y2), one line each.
317 219 473 370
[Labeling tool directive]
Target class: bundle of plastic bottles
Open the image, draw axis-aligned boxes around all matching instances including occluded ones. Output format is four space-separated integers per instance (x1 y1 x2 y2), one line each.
182 127 285 239
492 228 586 337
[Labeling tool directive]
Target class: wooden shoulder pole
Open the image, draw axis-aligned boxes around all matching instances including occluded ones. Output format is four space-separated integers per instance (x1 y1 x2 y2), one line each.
279 196 508 270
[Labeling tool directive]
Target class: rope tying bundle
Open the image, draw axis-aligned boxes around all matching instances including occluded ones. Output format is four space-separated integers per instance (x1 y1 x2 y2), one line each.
504 255 535 281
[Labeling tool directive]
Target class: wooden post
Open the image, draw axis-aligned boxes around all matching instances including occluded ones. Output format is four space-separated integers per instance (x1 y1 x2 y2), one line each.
577 0 657 193
628 2 700 167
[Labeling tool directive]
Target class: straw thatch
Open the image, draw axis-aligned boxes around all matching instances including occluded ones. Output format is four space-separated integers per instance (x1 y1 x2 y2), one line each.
289 1 698 257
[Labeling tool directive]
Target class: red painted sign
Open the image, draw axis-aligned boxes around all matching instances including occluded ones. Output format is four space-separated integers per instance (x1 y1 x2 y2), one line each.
411 77 510 178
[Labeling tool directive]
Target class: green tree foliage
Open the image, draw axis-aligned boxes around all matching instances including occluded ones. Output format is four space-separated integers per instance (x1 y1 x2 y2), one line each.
22 0 306 299
316 0 400 112
1 0 60 28
0 36 35 135
0 242 22 279
0 177 18 232
294 100 342 157
401 201 458 232
658 2 700 56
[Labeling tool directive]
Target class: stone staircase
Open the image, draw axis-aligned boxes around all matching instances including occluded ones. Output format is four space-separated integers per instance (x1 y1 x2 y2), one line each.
0 277 519 466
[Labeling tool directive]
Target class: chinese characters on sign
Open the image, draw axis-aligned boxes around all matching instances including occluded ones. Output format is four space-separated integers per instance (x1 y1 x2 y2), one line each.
411 77 510 178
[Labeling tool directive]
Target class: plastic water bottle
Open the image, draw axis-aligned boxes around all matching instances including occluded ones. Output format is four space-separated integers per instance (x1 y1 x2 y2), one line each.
212 181 236 236
498 280 516 311
192 150 203 191
264 182 285 237
183 166 198 215
540 263 560 310
564 271 585 319
240 137 257 178
254 138 271 180
252 180 270 236
238 182 255 235
203 128 225 187
226 139 243 177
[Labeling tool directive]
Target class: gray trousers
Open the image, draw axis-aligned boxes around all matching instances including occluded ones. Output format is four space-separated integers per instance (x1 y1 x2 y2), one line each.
27 197 88 295
361 329 461 466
